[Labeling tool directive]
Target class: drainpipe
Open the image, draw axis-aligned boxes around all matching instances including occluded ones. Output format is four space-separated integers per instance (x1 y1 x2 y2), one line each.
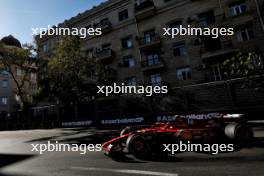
218 0 222 9
135 20 141 52
254 0 264 32
134 3 144 85
135 17 142 62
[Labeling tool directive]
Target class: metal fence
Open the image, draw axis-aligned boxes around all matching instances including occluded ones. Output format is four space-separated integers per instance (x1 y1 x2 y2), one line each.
173 75 264 113
1 76 264 130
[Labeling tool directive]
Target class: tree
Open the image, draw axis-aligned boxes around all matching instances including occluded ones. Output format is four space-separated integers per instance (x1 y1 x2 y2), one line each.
222 52 264 78
222 51 264 91
38 36 104 105
0 42 36 110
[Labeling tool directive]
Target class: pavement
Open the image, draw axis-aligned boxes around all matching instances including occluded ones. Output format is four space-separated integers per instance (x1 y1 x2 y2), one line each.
0 126 263 176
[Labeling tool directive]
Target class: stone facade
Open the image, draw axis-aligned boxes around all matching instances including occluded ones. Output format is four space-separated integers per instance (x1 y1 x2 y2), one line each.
37 0 264 118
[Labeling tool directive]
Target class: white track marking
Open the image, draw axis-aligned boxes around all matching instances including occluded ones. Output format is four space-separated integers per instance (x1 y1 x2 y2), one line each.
72 167 179 176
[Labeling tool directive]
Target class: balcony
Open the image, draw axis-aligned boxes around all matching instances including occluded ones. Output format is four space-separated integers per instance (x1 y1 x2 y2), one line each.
141 58 165 72
97 20 112 34
227 10 255 26
96 49 114 62
144 81 168 87
196 13 226 28
134 0 156 21
201 40 237 60
138 34 161 50
105 67 117 81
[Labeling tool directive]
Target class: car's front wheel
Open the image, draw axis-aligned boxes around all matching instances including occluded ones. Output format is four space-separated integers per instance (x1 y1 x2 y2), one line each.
126 134 150 159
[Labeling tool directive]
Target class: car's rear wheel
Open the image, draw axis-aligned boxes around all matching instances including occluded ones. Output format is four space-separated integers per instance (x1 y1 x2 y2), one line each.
225 123 253 146
126 134 150 159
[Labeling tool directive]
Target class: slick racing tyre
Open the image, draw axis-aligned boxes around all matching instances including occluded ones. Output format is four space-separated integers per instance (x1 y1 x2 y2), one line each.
126 134 150 159
225 123 253 146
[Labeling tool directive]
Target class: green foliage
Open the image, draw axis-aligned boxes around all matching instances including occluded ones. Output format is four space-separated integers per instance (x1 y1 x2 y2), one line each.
0 42 36 110
222 52 264 78
39 36 103 104
222 52 264 92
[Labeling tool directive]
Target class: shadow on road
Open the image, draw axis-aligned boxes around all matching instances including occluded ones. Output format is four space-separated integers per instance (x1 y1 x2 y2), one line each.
0 154 35 169
25 128 120 145
0 173 33 176
25 126 264 145
23 128 264 164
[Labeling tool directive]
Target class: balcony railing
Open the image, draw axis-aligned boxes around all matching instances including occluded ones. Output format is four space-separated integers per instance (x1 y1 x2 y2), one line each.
141 58 164 71
96 49 114 62
138 34 161 50
196 13 226 27
201 40 236 59
134 0 156 20
135 0 154 12
96 20 112 34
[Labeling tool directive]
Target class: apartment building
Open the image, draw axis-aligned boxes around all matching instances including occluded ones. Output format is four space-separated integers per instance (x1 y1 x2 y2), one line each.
37 0 264 118
0 35 38 115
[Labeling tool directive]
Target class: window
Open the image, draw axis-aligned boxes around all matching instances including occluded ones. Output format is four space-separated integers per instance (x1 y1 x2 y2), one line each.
168 20 182 29
1 97 7 106
173 42 187 56
1 70 9 76
236 27 254 42
229 1 247 17
203 36 222 52
119 9 129 21
176 67 192 80
30 73 37 81
146 53 160 66
86 48 94 58
2 80 8 88
15 94 20 102
144 29 156 43
121 36 133 49
150 73 162 86
209 64 223 81
198 10 215 26
123 55 135 68
126 77 137 86
16 68 22 76
100 18 109 24
43 43 48 53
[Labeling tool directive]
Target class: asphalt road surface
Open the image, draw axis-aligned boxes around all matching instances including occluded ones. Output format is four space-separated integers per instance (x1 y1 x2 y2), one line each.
0 126 263 176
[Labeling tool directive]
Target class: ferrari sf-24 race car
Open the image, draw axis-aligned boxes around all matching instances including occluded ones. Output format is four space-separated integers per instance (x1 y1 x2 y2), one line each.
102 113 254 160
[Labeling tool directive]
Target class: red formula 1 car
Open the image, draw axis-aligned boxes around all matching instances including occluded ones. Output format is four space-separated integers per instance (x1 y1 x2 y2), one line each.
102 113 254 160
